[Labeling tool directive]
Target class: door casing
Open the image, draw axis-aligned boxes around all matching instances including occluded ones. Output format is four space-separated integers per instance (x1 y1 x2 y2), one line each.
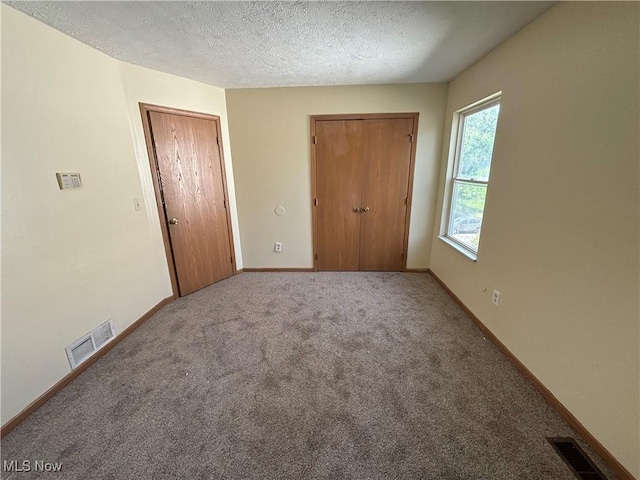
310 113 419 272
140 103 237 298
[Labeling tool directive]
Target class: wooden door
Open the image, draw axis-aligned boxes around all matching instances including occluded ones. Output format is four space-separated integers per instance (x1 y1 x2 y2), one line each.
312 114 417 272
359 118 414 270
315 120 364 271
148 110 234 296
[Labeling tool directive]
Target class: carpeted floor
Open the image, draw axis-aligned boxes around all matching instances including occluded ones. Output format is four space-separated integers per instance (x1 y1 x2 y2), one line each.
2 272 615 479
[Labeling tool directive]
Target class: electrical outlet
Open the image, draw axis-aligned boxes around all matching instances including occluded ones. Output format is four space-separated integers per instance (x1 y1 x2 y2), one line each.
492 290 500 306
275 242 282 253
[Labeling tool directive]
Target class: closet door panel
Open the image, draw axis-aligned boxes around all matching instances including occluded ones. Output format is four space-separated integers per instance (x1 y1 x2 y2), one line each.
360 118 413 271
315 120 363 271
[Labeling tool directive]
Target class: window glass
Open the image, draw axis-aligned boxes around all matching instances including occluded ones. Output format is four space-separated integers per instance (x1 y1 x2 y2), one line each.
448 182 487 251
457 104 499 181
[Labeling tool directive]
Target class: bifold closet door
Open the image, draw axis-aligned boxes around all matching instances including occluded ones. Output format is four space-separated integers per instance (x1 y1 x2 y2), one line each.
359 118 414 271
313 115 415 272
315 120 364 271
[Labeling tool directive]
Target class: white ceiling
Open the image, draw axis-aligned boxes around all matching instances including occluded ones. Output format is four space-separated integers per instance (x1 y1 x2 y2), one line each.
6 1 555 89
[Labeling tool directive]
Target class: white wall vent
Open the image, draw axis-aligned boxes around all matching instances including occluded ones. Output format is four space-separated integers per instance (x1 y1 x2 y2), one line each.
65 319 116 369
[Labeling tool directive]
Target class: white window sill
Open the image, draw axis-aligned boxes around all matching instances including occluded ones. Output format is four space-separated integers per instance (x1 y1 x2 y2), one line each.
437 236 477 262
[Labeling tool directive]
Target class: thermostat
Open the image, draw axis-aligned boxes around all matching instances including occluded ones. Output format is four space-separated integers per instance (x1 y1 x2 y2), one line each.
56 172 82 190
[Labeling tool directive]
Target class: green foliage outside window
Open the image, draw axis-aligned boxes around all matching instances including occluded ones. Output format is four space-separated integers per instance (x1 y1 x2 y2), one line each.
455 104 499 215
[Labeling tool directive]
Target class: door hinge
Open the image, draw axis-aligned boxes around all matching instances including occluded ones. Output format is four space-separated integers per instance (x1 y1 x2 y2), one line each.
315 253 318 261
314 198 318 207
231 256 234 264
223 199 227 209
216 136 220 146
405 197 408 205
409 133 414 143
312 135 317 145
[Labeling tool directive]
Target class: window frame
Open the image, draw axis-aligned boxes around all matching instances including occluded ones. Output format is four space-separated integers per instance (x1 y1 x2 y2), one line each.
440 93 501 260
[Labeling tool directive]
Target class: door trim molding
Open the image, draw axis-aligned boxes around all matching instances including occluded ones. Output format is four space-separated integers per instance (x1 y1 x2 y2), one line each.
310 113 420 272
139 103 237 298
311 113 419 121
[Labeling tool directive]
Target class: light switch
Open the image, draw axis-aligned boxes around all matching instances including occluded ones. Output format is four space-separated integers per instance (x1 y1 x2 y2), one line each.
133 198 142 211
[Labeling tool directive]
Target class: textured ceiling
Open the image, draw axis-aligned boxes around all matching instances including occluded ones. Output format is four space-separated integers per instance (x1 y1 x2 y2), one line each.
6 1 555 88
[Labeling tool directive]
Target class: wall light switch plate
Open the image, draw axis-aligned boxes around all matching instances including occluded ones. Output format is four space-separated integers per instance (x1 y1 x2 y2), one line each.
133 198 142 211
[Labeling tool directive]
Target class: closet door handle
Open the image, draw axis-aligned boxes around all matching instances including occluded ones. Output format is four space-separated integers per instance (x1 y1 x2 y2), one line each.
362 207 370 212
353 207 361 213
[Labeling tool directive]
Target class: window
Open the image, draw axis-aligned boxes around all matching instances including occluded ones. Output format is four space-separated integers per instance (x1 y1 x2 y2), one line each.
442 94 500 258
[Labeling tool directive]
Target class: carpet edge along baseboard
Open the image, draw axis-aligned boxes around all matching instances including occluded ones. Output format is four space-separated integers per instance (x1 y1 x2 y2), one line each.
242 268 315 272
427 269 634 480
1 295 174 438
241 268 430 273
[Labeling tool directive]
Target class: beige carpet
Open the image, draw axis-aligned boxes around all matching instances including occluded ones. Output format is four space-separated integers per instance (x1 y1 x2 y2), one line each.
1 272 615 479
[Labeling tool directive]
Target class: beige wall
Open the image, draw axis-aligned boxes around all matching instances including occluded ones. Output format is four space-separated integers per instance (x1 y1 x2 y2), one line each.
226 84 448 269
1 6 241 424
430 2 639 476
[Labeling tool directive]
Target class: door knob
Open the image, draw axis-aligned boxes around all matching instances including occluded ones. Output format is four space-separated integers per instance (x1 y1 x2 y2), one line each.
353 207 361 213
362 207 370 212
169 218 179 225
